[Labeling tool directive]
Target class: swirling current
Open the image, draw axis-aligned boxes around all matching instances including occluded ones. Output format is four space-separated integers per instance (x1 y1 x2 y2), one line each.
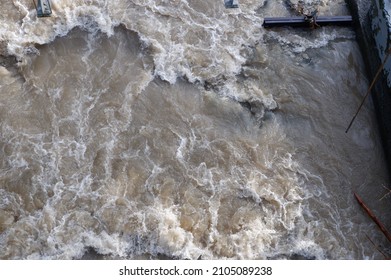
0 0 390 259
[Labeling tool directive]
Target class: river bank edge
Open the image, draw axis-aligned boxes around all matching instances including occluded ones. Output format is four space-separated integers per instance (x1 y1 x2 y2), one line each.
346 0 391 179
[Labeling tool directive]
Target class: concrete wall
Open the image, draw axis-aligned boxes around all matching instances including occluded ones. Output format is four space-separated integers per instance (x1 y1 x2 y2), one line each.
346 0 391 176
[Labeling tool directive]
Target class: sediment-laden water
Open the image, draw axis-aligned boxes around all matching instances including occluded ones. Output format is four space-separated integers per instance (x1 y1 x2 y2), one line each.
0 0 390 259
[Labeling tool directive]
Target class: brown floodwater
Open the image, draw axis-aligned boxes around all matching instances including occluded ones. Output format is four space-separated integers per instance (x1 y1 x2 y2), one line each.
0 0 390 259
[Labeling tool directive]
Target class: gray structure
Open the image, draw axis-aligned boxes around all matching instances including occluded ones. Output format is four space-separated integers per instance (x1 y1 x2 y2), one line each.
225 0 239 9
347 0 391 176
35 0 52 17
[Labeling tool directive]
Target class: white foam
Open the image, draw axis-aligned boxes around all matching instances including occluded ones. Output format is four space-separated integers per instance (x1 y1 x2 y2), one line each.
0 0 387 261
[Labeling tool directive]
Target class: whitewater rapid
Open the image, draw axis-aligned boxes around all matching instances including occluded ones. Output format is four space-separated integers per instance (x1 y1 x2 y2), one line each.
0 0 390 259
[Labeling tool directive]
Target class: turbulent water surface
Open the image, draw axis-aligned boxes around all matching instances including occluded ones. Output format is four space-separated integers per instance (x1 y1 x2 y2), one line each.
0 0 390 259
